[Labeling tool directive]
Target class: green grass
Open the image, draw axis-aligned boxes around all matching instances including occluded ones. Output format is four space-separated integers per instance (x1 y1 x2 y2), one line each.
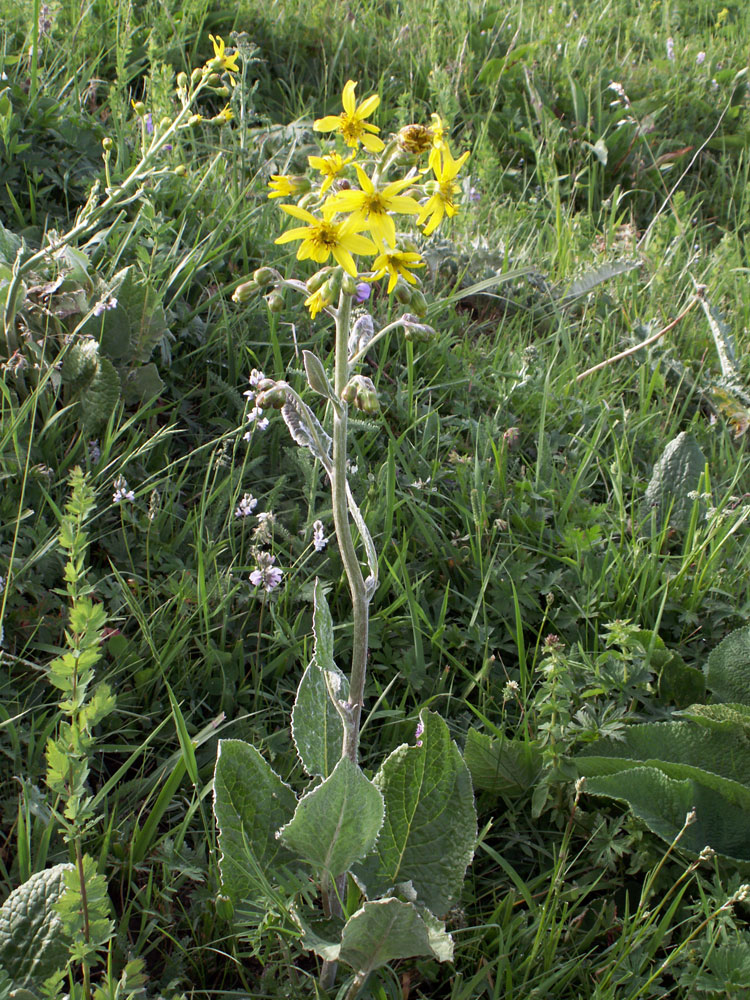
2 0 750 997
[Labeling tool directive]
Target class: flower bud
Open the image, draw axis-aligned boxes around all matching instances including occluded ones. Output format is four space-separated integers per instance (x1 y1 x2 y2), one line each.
266 290 285 313
176 72 189 90
394 279 413 305
232 279 259 303
205 57 224 73
341 273 358 296
253 267 276 288
215 86 231 97
306 267 333 293
341 375 379 413
296 192 317 210
255 386 287 409
102 137 113 151
132 100 147 117
410 288 428 317
326 268 343 299
205 73 221 87
256 378 277 392
191 67 204 85
159 116 172 130
173 164 188 177
402 314 435 342
187 113 203 126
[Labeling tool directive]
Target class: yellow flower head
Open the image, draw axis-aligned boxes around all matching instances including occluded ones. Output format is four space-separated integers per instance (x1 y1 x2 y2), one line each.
208 34 240 86
267 174 309 199
369 249 425 294
215 104 234 123
308 151 356 194
275 203 377 277
430 113 447 150
325 164 421 248
417 144 470 236
397 123 434 156
305 286 333 318
314 81 385 153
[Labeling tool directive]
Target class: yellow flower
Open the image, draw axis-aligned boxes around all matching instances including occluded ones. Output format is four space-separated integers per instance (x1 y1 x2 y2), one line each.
215 105 234 123
305 287 332 318
267 174 308 199
430 113 446 150
208 35 240 86
417 144 470 236
308 151 356 194
314 80 385 152
275 204 377 276
397 123 434 156
325 164 421 248
368 250 425 294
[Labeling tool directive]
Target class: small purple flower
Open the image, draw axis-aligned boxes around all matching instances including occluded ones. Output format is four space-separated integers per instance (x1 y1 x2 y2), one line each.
88 439 101 464
145 113 154 135
696 51 706 65
112 475 135 504
468 186 481 203
415 719 424 746
235 492 258 518
250 551 283 592
243 406 269 439
92 294 118 317
355 282 371 303
312 519 327 551
666 37 675 62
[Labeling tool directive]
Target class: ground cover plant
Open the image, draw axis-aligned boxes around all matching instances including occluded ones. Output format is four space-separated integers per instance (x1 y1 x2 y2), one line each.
2 1 750 998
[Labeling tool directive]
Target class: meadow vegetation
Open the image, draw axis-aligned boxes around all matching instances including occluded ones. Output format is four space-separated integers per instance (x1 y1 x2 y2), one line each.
2 1 750 997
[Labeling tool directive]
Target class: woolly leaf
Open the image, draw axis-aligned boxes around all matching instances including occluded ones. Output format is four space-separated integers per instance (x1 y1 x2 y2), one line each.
706 626 750 705
464 728 542 797
277 757 383 880
213 740 298 907
80 356 120 432
642 431 706 531
353 711 476 915
0 864 73 987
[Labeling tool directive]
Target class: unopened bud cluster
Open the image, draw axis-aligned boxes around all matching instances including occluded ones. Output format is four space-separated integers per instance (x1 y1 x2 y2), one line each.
341 375 379 413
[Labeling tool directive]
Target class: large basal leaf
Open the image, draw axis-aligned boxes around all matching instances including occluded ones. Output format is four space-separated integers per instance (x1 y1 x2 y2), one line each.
706 626 750 705
213 739 298 906
295 898 453 973
277 757 383 881
291 581 348 777
80 356 120 431
583 767 750 864
678 703 750 730
89 267 168 364
353 711 476 916
0 864 73 987
576 721 750 809
121 363 164 405
464 727 542 798
642 431 706 531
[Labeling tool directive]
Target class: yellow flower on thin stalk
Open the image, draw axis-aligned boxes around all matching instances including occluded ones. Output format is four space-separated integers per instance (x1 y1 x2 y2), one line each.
368 249 425 294
214 105 234 123
275 204 377 277
208 35 240 86
325 164 421 248
305 287 333 319
308 151 356 194
314 80 385 152
430 113 447 151
267 174 309 199
417 144 470 236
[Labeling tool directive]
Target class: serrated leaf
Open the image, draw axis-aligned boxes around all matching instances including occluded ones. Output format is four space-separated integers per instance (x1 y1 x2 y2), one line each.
706 626 750 705
642 431 706 531
339 898 453 973
61 340 99 391
303 350 333 399
278 757 383 881
213 740 298 906
353 711 476 915
464 728 542 797
121 363 163 405
559 260 639 304
0 864 73 987
80 356 120 432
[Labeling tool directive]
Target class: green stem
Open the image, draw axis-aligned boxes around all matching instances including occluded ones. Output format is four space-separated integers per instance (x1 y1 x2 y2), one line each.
29 0 41 102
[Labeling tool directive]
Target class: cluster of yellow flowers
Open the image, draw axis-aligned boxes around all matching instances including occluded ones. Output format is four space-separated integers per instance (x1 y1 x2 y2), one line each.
269 81 470 313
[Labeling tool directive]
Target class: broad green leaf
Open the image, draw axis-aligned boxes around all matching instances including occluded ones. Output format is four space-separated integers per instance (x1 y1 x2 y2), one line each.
464 728 542 797
583 767 750 864
339 898 453 973
294 898 453 972
679 703 750 730
353 711 476 916
213 739 298 905
121 363 164 405
631 628 705 708
642 432 706 531
291 582 348 776
706 627 750 705
0 864 73 987
278 757 383 880
303 350 334 399
61 340 99 390
576 721 750 809
80 356 120 432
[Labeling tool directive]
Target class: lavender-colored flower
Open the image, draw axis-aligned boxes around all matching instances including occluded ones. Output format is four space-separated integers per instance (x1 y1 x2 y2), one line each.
468 186 481 202
312 519 327 551
696 51 706 65
88 439 101 464
112 475 135 504
243 407 269 439
145 113 154 135
355 282 371 303
415 719 424 746
666 37 675 61
235 492 258 518
250 551 283 592
92 294 118 317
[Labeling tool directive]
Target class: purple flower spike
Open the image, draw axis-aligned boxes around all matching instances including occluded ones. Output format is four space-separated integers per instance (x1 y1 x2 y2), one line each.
145 113 154 135
355 282 371 303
